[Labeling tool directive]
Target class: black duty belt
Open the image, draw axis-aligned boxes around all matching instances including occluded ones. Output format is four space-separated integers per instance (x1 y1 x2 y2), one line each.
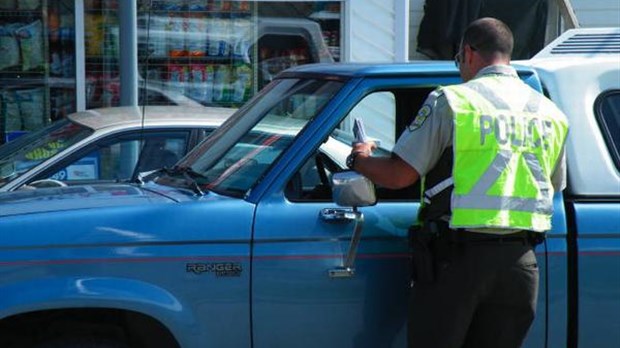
440 229 543 246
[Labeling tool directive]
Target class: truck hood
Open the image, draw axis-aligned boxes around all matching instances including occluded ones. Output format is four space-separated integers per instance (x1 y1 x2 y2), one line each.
0 183 186 217
0 182 255 250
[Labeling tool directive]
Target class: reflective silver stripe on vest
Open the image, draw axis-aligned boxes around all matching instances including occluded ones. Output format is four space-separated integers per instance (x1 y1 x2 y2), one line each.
424 177 454 199
523 152 550 195
523 90 542 113
453 150 553 214
464 81 511 110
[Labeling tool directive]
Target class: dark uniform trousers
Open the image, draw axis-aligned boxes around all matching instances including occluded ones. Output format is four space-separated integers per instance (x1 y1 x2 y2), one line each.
408 228 540 348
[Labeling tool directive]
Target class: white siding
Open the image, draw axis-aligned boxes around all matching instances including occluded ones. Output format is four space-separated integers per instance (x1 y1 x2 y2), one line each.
346 0 396 62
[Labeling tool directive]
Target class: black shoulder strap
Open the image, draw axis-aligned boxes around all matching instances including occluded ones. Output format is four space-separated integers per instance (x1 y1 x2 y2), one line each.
418 147 454 222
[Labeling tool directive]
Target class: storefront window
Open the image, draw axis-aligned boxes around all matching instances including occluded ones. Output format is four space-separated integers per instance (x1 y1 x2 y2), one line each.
0 0 76 144
1 1 342 145
84 0 119 109
135 0 342 107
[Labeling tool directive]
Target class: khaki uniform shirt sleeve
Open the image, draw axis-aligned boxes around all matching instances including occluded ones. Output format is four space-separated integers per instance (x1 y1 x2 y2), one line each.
392 89 453 176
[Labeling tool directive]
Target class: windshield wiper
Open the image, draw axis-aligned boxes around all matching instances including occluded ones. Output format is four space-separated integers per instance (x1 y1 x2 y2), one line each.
139 166 207 196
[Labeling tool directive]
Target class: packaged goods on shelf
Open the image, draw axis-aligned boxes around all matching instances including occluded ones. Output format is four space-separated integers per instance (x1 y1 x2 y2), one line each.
50 89 74 121
207 18 231 57
189 64 214 104
16 87 46 130
147 16 168 57
187 0 207 11
231 18 251 62
15 20 44 71
17 0 39 10
168 14 187 57
1 87 47 132
1 89 21 132
213 64 230 103
167 64 189 95
85 14 104 56
105 26 119 59
187 15 207 57
101 80 120 107
0 25 20 70
232 64 251 103
0 0 14 10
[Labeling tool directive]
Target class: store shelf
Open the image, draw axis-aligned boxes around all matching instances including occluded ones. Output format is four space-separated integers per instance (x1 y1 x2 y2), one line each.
0 10 41 17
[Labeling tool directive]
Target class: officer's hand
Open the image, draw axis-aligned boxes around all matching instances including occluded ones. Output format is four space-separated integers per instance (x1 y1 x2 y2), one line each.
351 141 376 156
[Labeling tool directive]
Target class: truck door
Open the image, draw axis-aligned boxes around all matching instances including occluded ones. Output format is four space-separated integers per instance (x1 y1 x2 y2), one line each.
251 81 450 348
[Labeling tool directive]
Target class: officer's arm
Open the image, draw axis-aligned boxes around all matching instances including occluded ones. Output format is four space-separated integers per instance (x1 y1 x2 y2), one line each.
351 143 420 189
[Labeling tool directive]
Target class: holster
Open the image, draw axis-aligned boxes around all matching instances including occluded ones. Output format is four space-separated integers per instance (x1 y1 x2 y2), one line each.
528 231 546 246
408 223 438 284
408 220 456 284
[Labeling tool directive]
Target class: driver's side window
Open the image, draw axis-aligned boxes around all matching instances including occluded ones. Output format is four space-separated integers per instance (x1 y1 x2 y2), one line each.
285 87 434 203
286 91 398 202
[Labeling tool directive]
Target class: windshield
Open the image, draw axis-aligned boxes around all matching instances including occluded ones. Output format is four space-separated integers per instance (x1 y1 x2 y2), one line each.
0 119 93 186
158 78 344 196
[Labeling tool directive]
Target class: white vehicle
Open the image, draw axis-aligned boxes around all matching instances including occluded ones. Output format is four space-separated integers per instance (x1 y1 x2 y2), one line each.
0 106 235 191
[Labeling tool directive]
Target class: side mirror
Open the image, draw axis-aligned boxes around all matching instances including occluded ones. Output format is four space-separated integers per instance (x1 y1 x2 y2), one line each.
324 171 376 279
331 171 376 207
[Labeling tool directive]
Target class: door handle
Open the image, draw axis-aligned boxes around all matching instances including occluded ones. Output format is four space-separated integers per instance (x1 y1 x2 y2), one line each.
320 208 356 223
322 208 365 279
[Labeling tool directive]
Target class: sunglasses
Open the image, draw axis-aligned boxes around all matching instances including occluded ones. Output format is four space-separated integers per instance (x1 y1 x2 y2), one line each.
454 51 463 68
454 44 477 68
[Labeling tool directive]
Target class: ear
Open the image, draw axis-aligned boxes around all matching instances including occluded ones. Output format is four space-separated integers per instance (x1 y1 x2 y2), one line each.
464 45 475 65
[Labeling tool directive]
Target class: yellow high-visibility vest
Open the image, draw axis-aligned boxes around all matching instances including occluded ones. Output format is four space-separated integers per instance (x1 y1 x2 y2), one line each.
441 75 568 232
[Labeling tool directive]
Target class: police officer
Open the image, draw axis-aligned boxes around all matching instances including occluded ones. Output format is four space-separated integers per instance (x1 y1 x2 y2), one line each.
347 18 569 348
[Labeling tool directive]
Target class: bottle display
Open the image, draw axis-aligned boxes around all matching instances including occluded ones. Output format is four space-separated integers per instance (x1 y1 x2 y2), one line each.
137 0 256 107
134 0 340 108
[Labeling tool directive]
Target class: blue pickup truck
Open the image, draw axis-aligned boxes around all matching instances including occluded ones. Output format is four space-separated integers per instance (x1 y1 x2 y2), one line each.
0 28 618 348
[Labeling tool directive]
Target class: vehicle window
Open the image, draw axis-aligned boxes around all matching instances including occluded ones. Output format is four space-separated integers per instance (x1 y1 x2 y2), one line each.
285 148 345 202
0 119 93 187
286 88 434 202
595 90 620 171
175 78 344 197
333 91 397 154
45 133 188 184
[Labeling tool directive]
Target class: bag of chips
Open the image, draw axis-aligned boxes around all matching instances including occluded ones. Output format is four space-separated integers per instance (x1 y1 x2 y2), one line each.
15 20 44 71
0 25 20 70
17 87 46 131
1 89 22 132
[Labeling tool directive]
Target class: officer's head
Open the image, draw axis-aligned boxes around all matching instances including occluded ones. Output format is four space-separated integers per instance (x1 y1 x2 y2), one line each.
455 17 514 81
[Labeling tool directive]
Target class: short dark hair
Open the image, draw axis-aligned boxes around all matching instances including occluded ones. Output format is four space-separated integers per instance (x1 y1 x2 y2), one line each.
462 17 514 61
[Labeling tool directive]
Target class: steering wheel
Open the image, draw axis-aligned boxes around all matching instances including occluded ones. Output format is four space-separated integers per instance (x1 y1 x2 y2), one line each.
27 178 68 188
